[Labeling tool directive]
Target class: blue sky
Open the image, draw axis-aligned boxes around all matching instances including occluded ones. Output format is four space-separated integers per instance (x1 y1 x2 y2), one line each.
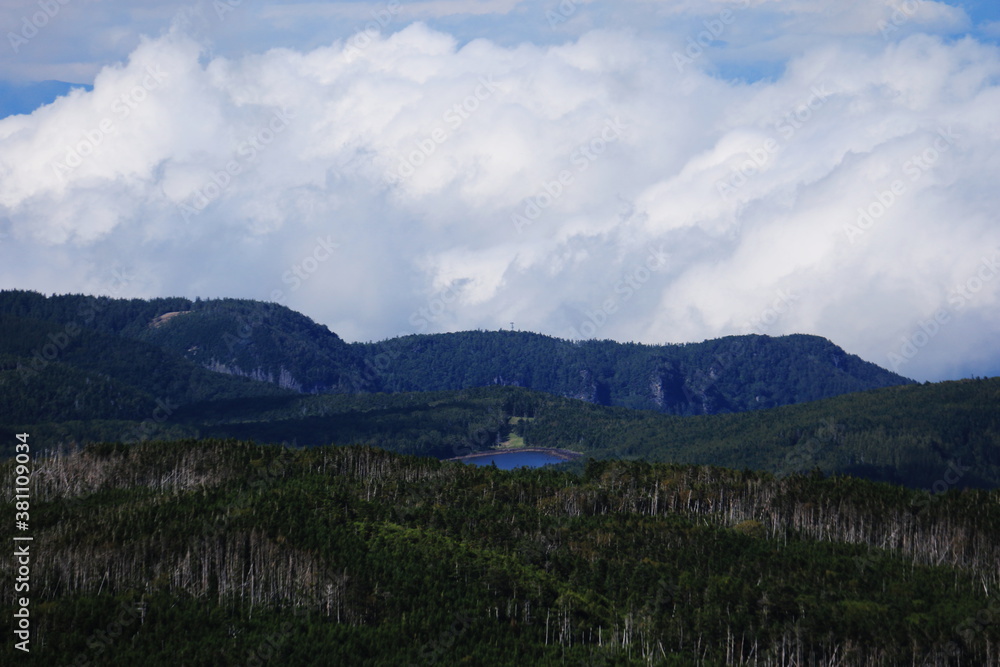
1 0 999 382
963 0 1000 23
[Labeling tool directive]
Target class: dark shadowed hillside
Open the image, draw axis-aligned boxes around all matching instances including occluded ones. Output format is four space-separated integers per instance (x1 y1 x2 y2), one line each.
357 330 912 414
4 377 999 489
0 290 913 416
0 290 369 394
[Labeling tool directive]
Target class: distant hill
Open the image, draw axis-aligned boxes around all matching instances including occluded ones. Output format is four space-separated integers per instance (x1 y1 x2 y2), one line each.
357 330 913 414
0 290 915 417
0 305 294 431
0 290 370 394
135 298 368 393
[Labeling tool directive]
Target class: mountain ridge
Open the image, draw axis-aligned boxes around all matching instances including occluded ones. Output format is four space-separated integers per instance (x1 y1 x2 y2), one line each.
0 289 915 417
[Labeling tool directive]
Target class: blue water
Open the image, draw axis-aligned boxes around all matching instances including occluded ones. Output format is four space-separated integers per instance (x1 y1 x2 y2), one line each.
461 451 567 470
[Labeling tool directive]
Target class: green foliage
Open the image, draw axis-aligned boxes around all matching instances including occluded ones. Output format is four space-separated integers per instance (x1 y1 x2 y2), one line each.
1 290 997 664
1 290 914 419
135 298 369 393
175 379 1000 489
358 331 914 414
1 440 997 665
4 377 1000 488
0 305 295 448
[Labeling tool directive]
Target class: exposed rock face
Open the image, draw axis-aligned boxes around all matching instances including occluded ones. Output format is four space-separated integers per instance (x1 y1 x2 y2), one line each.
150 311 190 328
205 360 305 392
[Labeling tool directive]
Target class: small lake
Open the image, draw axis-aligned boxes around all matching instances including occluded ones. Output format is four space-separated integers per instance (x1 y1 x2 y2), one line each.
459 450 570 470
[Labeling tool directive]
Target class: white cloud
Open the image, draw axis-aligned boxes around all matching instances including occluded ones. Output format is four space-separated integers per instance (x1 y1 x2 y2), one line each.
1 3 1000 382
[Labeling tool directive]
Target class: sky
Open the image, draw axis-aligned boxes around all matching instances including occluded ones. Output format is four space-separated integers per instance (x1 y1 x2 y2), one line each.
1 1 999 383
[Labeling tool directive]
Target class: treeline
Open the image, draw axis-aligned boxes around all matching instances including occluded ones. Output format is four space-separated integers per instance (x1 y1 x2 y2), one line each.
1 440 998 665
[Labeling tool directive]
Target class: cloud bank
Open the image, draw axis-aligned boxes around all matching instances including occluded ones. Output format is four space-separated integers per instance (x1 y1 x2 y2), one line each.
1 1 999 381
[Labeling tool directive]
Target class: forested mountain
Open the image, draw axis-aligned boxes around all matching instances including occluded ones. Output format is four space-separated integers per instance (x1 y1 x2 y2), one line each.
0 290 913 415
0 290 368 394
0 312 293 425
2 440 997 665
358 330 912 414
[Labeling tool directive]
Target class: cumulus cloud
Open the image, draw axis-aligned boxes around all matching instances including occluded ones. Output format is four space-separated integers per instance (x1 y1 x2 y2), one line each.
1 1 999 381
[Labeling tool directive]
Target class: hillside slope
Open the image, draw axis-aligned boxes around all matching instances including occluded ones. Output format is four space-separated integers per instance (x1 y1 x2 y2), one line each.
5 378 997 489
0 290 914 416
0 311 294 430
1 440 996 665
0 290 369 394
358 330 913 414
